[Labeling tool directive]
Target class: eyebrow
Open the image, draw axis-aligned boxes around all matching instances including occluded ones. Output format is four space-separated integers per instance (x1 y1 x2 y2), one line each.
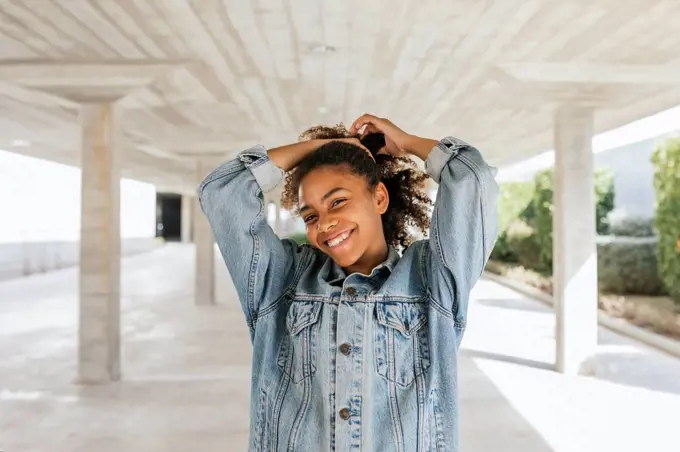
299 187 349 214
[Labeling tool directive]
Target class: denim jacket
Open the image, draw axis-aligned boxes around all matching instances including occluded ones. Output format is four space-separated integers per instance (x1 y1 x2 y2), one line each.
198 137 499 452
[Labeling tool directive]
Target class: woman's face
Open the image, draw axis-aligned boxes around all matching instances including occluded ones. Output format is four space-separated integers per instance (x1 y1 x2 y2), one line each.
298 165 389 270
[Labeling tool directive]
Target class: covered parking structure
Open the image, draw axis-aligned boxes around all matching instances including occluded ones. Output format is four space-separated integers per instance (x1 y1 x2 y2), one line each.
1 0 680 384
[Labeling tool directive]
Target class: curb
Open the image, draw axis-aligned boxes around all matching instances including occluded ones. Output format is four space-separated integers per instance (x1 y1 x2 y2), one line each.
483 271 680 360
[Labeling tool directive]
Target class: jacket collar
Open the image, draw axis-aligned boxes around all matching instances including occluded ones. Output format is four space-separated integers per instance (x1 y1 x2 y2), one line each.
325 246 400 285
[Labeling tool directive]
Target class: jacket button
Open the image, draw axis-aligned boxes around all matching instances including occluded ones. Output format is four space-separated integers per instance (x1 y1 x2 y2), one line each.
339 343 352 355
346 287 357 296
339 408 351 420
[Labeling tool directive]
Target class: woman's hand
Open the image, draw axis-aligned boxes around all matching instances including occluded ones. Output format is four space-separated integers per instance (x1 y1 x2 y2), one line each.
350 114 410 157
350 114 438 161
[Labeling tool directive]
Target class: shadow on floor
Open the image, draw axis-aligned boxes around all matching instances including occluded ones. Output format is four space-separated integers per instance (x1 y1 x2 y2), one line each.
459 355 555 451
461 348 554 371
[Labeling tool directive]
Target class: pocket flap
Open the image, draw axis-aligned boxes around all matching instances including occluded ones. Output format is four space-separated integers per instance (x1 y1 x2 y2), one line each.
287 301 322 336
376 302 428 337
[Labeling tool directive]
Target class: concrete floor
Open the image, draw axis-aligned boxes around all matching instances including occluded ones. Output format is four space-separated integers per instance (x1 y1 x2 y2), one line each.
1 244 679 451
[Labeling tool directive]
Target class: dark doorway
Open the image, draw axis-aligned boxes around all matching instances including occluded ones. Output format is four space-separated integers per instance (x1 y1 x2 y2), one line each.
156 193 182 241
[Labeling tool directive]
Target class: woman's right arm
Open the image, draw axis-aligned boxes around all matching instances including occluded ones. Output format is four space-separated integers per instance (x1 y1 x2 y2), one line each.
197 141 323 334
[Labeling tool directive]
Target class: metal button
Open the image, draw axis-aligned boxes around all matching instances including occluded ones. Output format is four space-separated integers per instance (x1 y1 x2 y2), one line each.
339 343 352 356
346 287 357 296
339 408 351 420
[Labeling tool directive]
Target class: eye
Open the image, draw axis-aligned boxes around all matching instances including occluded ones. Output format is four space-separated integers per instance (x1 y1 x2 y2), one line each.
331 198 347 208
303 214 317 224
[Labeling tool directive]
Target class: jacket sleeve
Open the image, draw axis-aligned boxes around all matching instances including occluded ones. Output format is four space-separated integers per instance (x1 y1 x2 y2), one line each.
197 146 308 334
424 137 499 333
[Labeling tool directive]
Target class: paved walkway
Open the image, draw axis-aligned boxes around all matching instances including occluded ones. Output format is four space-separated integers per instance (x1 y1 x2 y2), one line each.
1 244 678 451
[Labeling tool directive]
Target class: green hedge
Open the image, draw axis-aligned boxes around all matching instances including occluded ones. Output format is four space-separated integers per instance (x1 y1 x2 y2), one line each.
506 220 542 270
652 137 680 303
490 181 535 263
532 170 554 273
491 182 534 263
607 212 655 237
496 181 535 232
529 168 615 274
597 236 665 296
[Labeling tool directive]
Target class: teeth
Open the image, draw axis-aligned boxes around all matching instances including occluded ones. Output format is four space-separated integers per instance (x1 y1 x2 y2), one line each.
328 231 350 248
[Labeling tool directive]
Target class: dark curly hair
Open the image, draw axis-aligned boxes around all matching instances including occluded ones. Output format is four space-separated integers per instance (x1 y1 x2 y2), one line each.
281 124 432 251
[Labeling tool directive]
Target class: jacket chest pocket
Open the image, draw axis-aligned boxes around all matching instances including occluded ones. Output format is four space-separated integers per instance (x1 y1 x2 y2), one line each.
277 301 322 383
374 301 431 387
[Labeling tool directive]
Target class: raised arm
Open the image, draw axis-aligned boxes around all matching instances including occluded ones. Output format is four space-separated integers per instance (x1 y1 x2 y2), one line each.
423 137 499 329
197 139 329 335
350 115 499 332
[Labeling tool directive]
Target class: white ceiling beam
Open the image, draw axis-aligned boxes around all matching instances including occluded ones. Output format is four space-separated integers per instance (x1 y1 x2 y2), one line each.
0 80 78 109
0 60 192 102
499 63 680 85
0 60 190 86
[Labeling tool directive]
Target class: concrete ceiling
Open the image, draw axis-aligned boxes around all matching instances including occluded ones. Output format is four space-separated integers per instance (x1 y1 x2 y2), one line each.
1 0 680 193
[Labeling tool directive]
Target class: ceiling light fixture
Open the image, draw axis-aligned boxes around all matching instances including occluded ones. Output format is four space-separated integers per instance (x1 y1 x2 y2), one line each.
310 44 336 54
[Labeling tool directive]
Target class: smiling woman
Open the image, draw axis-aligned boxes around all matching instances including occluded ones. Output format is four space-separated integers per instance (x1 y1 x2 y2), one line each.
281 124 432 273
197 114 499 451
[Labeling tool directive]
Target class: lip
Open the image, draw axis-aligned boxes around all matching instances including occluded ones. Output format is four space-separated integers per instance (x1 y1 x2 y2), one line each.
321 227 355 247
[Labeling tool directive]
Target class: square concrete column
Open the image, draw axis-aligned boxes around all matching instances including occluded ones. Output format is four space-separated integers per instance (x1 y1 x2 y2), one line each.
194 163 215 305
553 104 598 375
181 195 193 243
78 102 121 383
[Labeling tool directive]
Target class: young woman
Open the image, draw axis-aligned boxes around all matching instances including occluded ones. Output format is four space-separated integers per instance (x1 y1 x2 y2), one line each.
198 114 498 451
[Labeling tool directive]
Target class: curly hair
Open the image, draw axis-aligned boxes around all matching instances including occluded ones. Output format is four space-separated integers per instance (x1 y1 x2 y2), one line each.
281 124 432 251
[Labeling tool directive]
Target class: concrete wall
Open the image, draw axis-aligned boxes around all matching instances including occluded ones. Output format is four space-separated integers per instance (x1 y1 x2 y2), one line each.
0 238 161 282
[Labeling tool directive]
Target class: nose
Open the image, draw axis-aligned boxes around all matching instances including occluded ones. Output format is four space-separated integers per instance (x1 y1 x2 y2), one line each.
317 216 338 233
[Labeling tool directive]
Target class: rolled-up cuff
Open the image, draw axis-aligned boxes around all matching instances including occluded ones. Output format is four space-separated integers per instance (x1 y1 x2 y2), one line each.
239 147 284 193
424 137 470 183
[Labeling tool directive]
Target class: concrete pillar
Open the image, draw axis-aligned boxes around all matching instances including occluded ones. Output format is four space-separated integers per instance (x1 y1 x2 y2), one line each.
181 195 192 243
194 163 215 305
553 104 598 375
78 102 121 383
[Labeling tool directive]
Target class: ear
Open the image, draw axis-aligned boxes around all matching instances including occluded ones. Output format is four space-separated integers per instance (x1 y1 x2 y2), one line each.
374 182 389 215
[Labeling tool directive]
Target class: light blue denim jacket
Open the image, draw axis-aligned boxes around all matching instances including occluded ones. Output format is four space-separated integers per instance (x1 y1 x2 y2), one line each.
198 137 499 452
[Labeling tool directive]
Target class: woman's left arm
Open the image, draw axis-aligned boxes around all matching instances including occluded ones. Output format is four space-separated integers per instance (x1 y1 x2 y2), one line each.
421 136 499 329
348 115 499 332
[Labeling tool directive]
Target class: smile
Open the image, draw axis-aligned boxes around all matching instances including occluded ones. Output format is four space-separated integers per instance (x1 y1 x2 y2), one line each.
326 229 354 248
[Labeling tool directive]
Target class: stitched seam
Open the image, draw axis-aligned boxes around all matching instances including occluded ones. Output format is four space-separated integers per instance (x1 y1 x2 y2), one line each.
457 152 489 266
427 294 456 322
247 186 266 329
415 342 427 452
270 357 292 450
257 248 312 318
287 332 313 450
387 332 405 451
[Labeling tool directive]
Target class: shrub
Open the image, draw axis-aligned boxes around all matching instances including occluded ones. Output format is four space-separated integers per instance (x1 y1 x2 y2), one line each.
490 231 517 263
597 236 665 296
595 169 616 235
490 181 534 263
530 167 615 274
651 137 680 303
506 220 542 271
531 170 554 273
496 181 535 232
607 210 655 237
